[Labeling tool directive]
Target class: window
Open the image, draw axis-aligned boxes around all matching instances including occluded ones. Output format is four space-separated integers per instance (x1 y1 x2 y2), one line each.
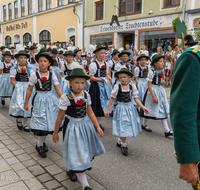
21 0 25 17
28 0 32 15
69 0 76 3
23 33 32 46
39 30 51 43
164 0 180 8
8 4 12 20
95 1 104 20
5 36 12 48
38 0 43 12
58 0 64 6
3 5 6 22
46 0 52 10
14 1 18 19
119 0 142 16
91 34 113 46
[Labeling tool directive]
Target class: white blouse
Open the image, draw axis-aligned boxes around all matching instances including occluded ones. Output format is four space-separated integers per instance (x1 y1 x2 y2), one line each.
10 66 33 78
108 59 118 68
28 71 59 86
89 60 109 75
134 66 150 77
111 84 138 99
60 62 72 73
147 69 154 82
59 91 91 111
0 62 12 70
165 62 171 70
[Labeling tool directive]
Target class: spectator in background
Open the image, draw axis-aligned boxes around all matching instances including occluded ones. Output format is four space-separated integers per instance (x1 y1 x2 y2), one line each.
125 44 134 63
135 44 149 57
157 46 164 55
106 45 113 62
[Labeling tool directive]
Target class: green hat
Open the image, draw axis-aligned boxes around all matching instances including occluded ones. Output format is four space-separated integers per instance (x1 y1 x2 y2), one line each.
47 47 52 52
64 50 75 57
118 50 130 58
35 52 54 65
39 48 47 54
93 45 107 54
115 67 133 78
10 45 15 49
137 54 149 62
184 41 198 46
59 50 64 54
51 48 58 54
15 50 30 58
151 54 165 66
111 49 120 56
65 68 90 80
29 45 37 50
0 46 5 50
74 49 81 54
3 51 12 56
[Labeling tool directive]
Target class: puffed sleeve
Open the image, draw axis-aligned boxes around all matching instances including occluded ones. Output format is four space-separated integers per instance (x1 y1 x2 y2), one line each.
35 62 39 69
86 92 91 105
89 62 97 75
28 72 37 86
114 63 121 71
60 64 65 73
111 84 119 98
134 67 140 77
147 70 154 82
108 60 113 68
106 62 109 74
132 84 139 98
10 69 17 78
52 71 59 86
0 62 4 70
58 94 71 111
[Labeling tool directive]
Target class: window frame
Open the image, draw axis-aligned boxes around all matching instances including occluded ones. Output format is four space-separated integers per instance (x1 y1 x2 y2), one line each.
21 0 25 17
95 0 104 21
23 33 32 46
5 36 12 48
163 0 180 8
46 0 52 10
8 3 12 20
14 1 18 19
28 0 33 15
3 5 6 22
58 0 65 6
119 0 142 17
39 30 51 44
38 0 43 12
68 0 76 4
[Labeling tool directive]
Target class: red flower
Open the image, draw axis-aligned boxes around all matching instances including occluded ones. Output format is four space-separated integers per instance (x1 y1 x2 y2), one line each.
25 63 27 65
76 100 84 106
53 59 56 62
159 73 163 78
101 65 106 69
41 77 47 82
145 68 148 71
8 66 12 69
22 70 27 74
126 64 129 67
31 57 34 59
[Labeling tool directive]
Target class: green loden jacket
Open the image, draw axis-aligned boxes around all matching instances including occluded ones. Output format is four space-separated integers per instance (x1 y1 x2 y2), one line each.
170 44 200 164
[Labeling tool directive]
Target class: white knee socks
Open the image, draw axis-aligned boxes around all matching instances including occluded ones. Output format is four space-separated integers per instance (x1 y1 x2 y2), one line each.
161 119 170 133
17 118 22 126
22 118 29 129
76 172 90 190
37 136 46 147
142 118 147 126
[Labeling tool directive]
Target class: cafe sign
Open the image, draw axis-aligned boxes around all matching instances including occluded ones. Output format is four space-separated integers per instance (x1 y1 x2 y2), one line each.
6 22 28 32
99 17 160 33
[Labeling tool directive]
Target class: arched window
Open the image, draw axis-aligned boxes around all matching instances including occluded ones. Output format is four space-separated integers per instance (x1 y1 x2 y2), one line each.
5 36 12 48
23 33 32 46
39 30 51 44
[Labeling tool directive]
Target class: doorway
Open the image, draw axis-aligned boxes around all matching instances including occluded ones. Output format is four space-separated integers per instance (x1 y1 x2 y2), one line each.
123 34 135 49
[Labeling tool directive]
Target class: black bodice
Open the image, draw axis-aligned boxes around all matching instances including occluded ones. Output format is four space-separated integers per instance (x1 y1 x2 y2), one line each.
64 62 72 76
152 70 161 86
11 54 14 59
117 84 132 103
111 60 115 71
65 92 87 118
2 63 12 73
51 58 60 67
94 61 107 77
35 72 52 91
139 66 148 78
28 56 36 64
15 67 29 82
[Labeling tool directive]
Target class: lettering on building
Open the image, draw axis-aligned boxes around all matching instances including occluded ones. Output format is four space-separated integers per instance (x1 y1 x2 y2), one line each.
6 22 28 32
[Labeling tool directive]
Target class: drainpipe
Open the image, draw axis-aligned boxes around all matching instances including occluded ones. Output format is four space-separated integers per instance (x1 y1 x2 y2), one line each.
182 0 187 21
82 0 85 48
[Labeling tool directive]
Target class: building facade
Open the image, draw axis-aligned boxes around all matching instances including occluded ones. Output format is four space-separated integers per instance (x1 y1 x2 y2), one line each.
84 0 192 54
0 0 84 48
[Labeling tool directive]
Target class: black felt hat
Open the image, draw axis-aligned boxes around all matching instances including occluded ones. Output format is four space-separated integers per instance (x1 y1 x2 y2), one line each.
137 54 149 62
35 52 54 65
151 54 165 66
93 45 107 54
15 50 30 58
118 50 130 58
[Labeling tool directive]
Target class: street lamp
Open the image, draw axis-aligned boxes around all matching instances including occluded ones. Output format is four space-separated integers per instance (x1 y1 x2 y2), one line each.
73 6 80 23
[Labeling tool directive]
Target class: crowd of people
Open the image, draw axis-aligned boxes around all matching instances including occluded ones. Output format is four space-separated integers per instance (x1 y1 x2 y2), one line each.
0 35 197 189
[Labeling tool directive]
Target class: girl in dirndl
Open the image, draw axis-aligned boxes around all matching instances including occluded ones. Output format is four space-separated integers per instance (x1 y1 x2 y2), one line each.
24 52 63 158
139 54 173 137
53 68 105 190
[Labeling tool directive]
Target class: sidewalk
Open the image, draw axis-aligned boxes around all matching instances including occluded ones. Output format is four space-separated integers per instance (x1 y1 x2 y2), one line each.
0 113 106 190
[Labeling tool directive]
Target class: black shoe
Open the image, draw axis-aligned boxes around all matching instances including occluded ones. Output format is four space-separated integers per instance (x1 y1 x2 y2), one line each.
35 145 47 158
116 142 121 148
165 131 173 137
16 119 23 131
43 142 48 152
84 187 92 190
1 99 5 106
23 126 31 132
109 112 113 117
142 125 152 132
99 124 104 132
67 170 77 182
121 146 128 156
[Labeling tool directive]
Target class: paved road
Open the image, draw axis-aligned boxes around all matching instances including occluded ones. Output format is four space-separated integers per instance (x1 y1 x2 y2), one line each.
0 87 191 190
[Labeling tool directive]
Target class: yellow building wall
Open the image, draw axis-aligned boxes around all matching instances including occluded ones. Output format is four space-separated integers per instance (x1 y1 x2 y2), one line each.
2 17 33 45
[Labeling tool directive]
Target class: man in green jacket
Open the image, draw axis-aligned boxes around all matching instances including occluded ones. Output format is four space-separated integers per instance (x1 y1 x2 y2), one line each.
170 44 200 187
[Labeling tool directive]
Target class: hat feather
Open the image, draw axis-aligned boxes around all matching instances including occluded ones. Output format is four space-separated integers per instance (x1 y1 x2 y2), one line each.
118 47 124 53
16 44 24 52
51 45 57 50
88 44 96 52
46 45 49 49
28 42 32 48
67 46 76 51
70 61 84 70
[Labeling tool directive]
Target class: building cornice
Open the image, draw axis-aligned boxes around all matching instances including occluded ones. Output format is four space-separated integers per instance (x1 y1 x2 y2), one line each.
1 1 82 25
188 8 200 14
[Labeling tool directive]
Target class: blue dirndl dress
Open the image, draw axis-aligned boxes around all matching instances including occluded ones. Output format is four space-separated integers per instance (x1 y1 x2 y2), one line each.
139 72 170 120
62 91 105 172
60 63 71 94
9 67 35 118
0 63 14 98
113 84 141 137
30 71 62 136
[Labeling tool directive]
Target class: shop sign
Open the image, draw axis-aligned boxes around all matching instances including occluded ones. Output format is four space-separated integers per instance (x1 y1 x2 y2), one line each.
6 22 28 32
99 17 160 33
